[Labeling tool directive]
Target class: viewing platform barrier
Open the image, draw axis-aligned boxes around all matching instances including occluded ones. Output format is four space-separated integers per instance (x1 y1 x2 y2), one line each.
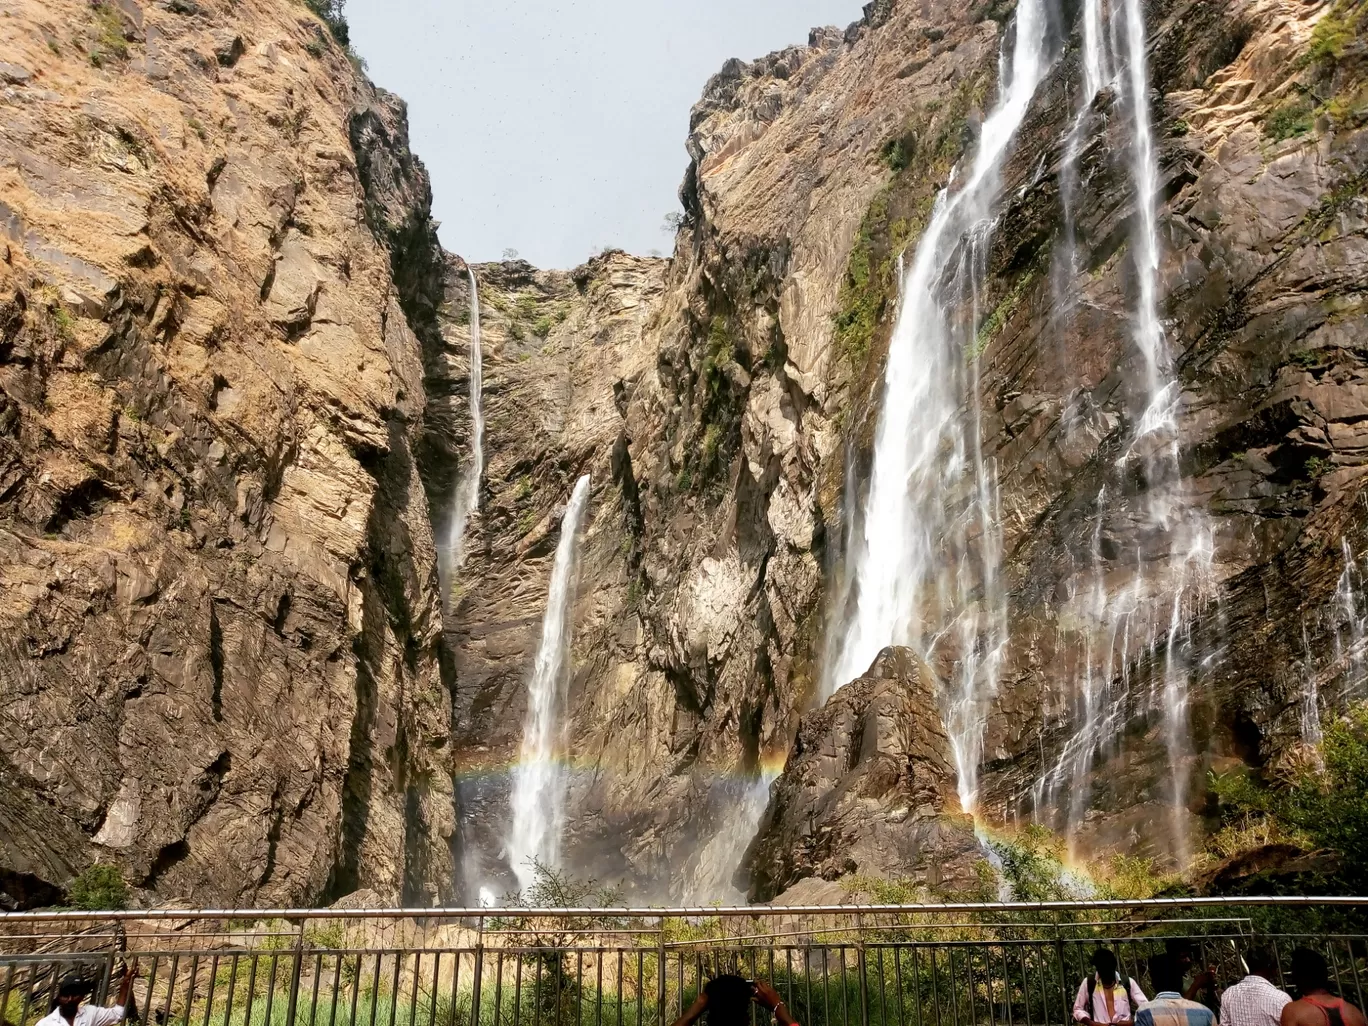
0 898 1362 1026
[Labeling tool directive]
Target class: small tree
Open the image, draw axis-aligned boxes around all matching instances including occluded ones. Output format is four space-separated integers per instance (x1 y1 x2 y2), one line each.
662 212 686 234
493 859 624 1024
68 864 129 911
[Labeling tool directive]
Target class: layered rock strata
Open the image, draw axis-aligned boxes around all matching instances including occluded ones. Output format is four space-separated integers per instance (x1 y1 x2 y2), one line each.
0 0 454 906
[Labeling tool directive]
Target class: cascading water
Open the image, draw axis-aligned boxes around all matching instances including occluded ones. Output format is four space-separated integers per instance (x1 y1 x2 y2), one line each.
507 474 592 892
440 267 486 609
829 0 1049 814
1030 0 1217 865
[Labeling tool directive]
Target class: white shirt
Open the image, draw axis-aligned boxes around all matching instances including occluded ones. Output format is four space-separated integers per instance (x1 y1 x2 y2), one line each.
36 1005 126 1026
1221 975 1292 1026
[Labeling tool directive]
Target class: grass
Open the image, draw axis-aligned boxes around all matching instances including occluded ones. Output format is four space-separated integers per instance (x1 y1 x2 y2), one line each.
1264 98 1315 141
970 269 1036 360
88 2 129 66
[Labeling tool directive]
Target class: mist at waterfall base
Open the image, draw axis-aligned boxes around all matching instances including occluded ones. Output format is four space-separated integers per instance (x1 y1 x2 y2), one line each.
506 475 593 893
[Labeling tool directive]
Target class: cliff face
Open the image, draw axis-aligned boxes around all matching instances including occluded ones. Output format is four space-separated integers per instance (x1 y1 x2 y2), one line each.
443 0 1368 902
3 0 1365 911
0 0 454 906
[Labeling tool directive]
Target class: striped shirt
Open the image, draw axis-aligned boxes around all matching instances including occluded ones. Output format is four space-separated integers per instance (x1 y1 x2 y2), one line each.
1074 975 1151 1022
1137 992 1218 1026
1220 975 1291 1026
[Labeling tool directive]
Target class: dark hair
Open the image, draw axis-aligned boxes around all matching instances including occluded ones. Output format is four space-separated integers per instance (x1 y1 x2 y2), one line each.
1245 946 1279 979
1290 948 1330 994
1165 940 1194 968
1149 954 1184 995
58 977 92 1000
704 975 753 1026
1092 949 1119 987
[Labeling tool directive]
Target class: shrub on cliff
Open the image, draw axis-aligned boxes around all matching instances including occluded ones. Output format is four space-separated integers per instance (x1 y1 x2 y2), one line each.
304 0 350 47
1210 700 1368 892
68 863 129 911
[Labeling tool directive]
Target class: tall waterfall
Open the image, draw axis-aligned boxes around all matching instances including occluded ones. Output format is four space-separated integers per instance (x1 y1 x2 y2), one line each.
829 0 1049 813
442 267 486 607
1030 0 1215 863
508 474 592 892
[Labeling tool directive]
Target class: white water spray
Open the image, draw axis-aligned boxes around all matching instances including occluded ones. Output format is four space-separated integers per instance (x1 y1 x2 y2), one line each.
1030 0 1217 867
508 474 592 892
442 267 486 607
830 0 1049 814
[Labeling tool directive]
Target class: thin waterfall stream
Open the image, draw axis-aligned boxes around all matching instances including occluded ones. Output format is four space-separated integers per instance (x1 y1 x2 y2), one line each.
441 267 486 610
507 474 592 892
1032 0 1215 865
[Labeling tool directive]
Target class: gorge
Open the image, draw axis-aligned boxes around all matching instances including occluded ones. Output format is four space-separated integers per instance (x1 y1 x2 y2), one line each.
0 0 1365 912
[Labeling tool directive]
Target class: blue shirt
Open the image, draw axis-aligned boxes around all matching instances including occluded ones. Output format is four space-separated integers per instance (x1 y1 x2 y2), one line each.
1136 992 1218 1026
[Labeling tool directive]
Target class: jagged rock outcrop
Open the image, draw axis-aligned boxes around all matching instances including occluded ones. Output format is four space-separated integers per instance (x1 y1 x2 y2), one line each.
740 648 981 901
0 0 454 906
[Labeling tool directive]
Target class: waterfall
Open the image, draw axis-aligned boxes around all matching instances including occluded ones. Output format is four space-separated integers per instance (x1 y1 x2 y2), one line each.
1025 0 1218 865
441 267 486 608
829 0 1049 813
507 474 592 892
686 769 780 904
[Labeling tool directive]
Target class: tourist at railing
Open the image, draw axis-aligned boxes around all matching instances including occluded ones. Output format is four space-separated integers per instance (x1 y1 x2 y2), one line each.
670 975 801 1026
1074 948 1151 1025
1281 949 1367 1026
1135 954 1217 1026
1167 939 1219 1005
37 960 139 1026
1220 946 1292 1026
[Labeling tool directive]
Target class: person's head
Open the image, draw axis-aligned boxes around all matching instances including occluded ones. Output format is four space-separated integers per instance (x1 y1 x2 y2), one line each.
1290 948 1331 996
1165 940 1195 976
1149 954 1184 996
56 977 89 1020
1244 946 1279 981
1092 949 1119 987
704 975 753 1026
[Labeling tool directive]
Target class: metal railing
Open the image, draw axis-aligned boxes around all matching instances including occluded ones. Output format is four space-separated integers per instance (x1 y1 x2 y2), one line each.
0 899 1362 1026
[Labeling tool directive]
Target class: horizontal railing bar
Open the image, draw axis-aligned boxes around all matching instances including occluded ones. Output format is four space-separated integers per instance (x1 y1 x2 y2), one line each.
0 896 1362 923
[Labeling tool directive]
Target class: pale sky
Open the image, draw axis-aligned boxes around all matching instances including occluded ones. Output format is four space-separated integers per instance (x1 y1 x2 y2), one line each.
346 0 864 270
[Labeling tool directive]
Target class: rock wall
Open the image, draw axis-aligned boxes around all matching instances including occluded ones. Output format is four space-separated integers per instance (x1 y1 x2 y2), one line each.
0 0 455 907
3 0 1365 910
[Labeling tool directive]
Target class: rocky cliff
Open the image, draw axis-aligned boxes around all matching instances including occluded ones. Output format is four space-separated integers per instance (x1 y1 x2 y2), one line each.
0 0 456 907
2 0 1366 910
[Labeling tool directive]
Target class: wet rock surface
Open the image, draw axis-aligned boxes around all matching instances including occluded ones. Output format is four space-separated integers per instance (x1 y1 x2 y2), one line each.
740 648 981 902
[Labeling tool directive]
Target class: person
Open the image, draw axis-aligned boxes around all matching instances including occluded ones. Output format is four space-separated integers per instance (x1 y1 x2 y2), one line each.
1074 948 1150 1026
1221 946 1292 1026
1281 948 1367 1026
1168 940 1218 1004
37 961 138 1026
1136 954 1217 1026
671 975 800 1026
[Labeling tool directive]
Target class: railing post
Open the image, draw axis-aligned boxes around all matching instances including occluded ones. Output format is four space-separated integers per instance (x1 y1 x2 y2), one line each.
472 915 487 1026
285 918 306 1026
856 911 870 1026
656 916 666 1026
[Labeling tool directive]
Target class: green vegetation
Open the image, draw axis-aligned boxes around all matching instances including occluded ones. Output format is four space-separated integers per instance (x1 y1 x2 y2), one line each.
1264 97 1315 141
1307 1 1358 67
187 117 207 142
1305 455 1331 479
88 2 130 66
532 315 554 337
833 72 990 372
1210 700 1368 891
304 0 350 47
971 268 1036 360
68 863 129 911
